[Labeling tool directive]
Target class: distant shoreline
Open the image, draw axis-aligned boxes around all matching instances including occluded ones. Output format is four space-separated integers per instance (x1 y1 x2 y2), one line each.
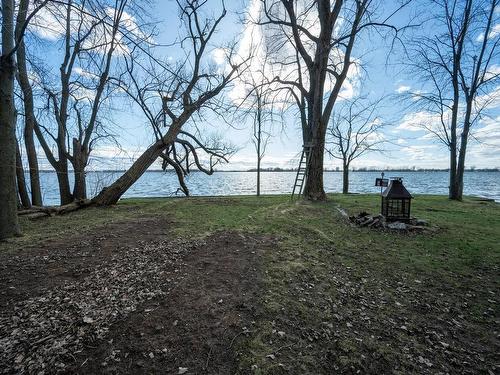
35 168 500 173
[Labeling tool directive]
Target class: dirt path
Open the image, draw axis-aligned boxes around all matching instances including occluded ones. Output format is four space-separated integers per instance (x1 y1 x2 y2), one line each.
0 216 275 374
72 232 272 374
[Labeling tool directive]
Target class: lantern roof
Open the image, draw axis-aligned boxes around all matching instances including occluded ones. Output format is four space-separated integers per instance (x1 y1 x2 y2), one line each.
382 178 412 199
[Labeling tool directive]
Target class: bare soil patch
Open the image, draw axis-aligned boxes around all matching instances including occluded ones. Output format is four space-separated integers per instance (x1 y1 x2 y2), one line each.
72 232 273 375
0 215 274 374
0 216 171 310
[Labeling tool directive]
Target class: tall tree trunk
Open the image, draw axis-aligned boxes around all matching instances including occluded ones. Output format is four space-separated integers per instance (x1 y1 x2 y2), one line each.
304 143 326 200
0 0 21 239
16 0 43 206
56 160 73 205
342 163 349 194
256 127 261 197
455 108 473 201
456 148 466 201
303 120 327 201
72 139 87 200
448 115 459 200
73 167 87 200
256 156 261 197
449 148 458 200
92 140 166 205
16 140 31 208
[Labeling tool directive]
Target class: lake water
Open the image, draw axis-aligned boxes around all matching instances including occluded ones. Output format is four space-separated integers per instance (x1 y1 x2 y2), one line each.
33 170 500 205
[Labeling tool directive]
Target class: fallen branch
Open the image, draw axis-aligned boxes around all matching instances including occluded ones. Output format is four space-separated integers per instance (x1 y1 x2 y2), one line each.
17 199 93 218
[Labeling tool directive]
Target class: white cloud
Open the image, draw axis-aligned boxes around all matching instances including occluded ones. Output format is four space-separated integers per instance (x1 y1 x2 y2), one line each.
395 85 411 94
484 64 500 80
397 111 441 132
212 48 227 65
230 0 362 108
475 85 500 110
397 138 407 145
29 3 145 56
476 23 500 42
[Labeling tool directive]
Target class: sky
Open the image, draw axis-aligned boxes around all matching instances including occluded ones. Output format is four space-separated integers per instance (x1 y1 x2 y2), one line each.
21 0 500 171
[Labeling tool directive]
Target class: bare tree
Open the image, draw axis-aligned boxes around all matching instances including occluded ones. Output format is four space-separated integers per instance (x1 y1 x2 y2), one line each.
327 96 387 193
252 0 408 201
406 0 500 200
250 84 273 196
91 0 248 205
235 72 277 196
15 0 43 206
110 51 236 197
0 0 48 239
32 0 149 204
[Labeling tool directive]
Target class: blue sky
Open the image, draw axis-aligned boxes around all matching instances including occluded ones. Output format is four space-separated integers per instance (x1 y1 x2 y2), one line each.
25 0 500 171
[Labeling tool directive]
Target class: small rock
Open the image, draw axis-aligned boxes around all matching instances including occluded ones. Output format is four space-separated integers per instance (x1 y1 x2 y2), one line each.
415 219 428 226
148 352 154 359
440 341 449 348
387 222 407 230
418 356 432 367
178 367 188 374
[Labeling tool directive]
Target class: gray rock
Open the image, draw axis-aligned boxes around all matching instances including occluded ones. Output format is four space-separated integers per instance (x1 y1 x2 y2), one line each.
415 219 428 226
387 222 407 230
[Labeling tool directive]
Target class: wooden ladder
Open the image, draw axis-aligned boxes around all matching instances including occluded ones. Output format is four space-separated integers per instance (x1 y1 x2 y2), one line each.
291 143 314 199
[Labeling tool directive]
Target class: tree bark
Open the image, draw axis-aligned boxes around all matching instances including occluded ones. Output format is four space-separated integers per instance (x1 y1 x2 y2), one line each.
303 121 327 201
256 122 261 197
15 0 43 206
454 103 473 201
256 156 261 197
55 161 73 205
0 0 21 239
73 167 87 200
72 139 87 200
342 164 349 194
16 140 31 208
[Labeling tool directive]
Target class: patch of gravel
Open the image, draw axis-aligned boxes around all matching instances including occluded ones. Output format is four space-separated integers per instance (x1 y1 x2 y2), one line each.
0 238 203 374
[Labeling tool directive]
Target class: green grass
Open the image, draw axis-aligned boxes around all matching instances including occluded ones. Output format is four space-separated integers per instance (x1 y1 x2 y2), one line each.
3 193 499 373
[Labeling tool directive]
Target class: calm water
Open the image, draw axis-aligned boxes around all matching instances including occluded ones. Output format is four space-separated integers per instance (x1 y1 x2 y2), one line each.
33 170 500 205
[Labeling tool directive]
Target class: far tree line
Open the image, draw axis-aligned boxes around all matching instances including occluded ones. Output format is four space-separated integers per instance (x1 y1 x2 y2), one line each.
1 0 498 239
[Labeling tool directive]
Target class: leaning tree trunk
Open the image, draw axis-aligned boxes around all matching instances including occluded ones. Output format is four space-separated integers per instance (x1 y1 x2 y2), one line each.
16 140 31 208
92 114 188 205
342 163 349 194
0 0 21 239
92 139 168 205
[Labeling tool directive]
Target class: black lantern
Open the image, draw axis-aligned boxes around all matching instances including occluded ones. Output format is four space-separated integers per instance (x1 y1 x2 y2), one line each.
381 178 412 221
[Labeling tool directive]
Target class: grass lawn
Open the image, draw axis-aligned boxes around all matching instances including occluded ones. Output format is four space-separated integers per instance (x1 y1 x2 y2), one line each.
2 194 499 374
